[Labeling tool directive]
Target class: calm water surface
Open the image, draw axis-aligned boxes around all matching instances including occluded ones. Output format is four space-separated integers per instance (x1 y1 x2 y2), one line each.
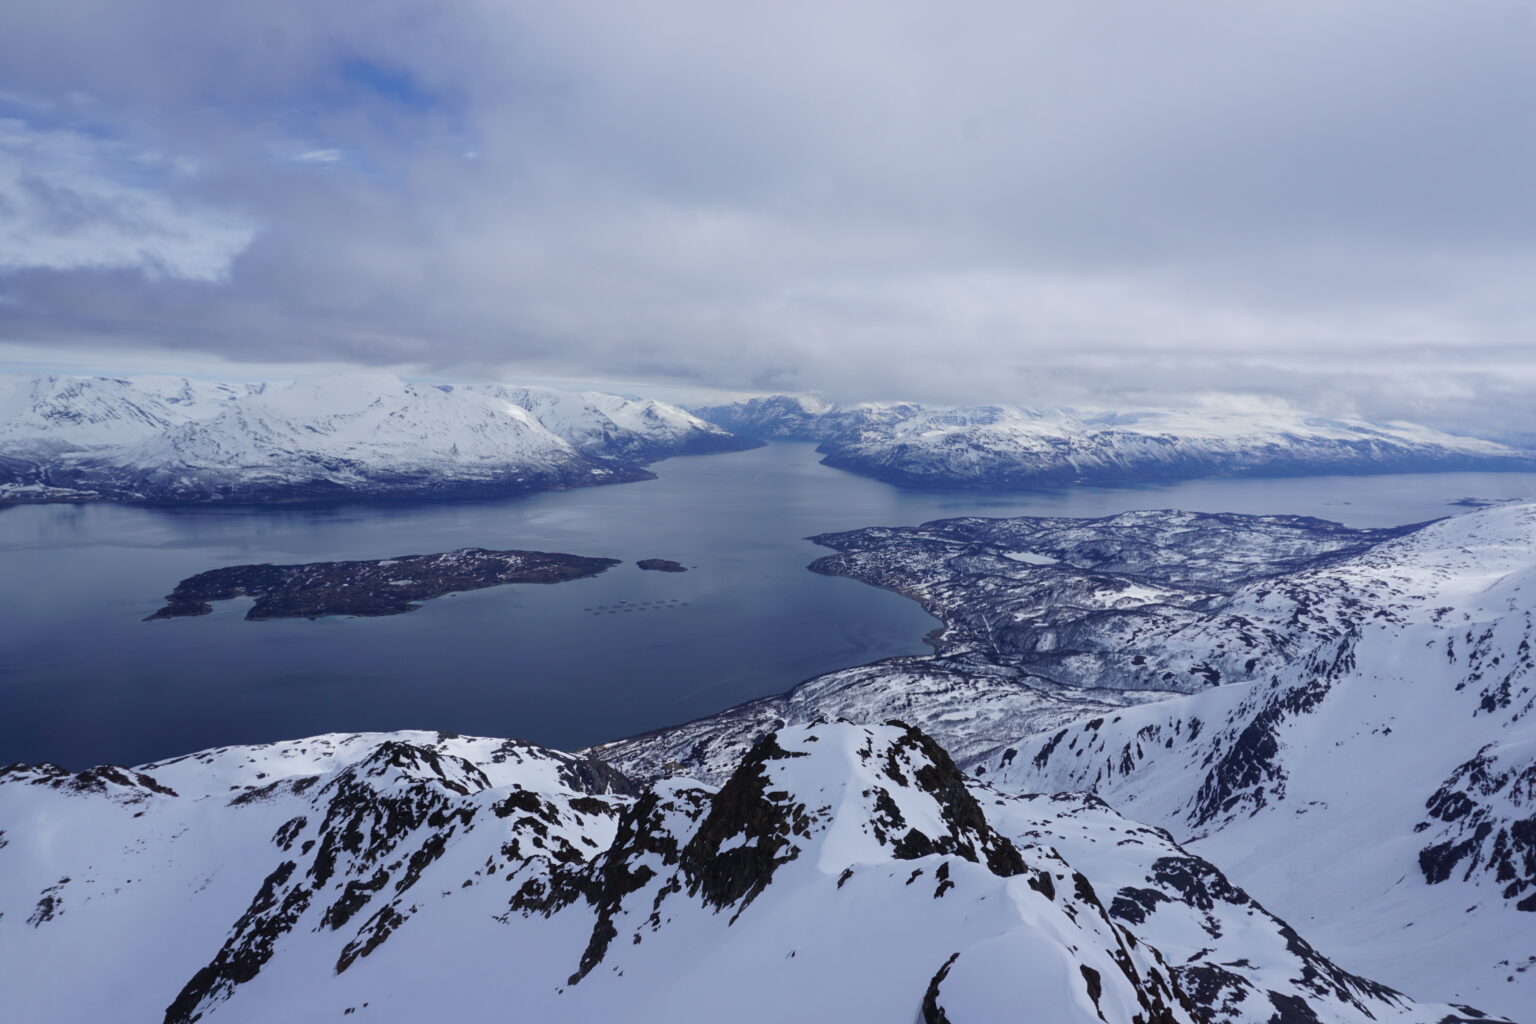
4 442 1535 768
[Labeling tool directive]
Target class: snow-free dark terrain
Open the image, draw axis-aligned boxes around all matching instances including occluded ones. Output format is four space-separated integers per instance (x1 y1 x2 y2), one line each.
146 547 621 620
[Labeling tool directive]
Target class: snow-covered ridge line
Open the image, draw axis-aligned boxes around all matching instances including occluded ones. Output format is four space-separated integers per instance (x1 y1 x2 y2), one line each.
0 373 756 504
693 395 1536 489
0 721 1498 1023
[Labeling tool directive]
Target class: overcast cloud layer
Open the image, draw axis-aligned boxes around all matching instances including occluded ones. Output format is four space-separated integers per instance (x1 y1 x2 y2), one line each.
0 1 1534 437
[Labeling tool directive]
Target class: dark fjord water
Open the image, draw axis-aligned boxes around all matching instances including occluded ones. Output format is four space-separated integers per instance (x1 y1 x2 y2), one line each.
5 442 1536 769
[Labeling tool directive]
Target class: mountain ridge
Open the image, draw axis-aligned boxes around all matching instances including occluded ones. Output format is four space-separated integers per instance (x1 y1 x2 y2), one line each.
0 721 1500 1024
0 373 756 504
693 395 1536 489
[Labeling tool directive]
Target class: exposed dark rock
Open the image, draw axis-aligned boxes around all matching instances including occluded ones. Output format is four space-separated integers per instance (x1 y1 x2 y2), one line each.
1418 747 1536 908
556 787 712 985
0 761 177 802
881 722 1027 878
164 861 314 1024
920 952 961 1024
679 733 812 914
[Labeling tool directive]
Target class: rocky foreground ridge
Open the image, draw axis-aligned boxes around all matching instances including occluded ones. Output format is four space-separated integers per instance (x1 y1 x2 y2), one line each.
0 722 1500 1024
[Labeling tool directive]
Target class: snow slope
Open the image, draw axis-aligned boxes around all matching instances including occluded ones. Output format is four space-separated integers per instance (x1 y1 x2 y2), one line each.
53 374 632 501
969 502 1536 1017
0 374 258 458
0 373 752 502
695 396 1536 488
0 722 1496 1024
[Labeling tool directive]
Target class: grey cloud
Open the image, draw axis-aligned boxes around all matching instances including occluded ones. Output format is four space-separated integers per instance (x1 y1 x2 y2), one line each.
0 0 1534 436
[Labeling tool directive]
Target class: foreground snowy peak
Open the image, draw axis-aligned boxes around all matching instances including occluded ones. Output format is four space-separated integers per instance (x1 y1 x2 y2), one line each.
0 372 753 503
980 790 1466 1024
695 395 1536 488
1 721 1488 1023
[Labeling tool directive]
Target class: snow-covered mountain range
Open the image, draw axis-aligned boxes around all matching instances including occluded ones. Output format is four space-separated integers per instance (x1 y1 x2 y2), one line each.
0 721 1502 1024
6 385 1536 1018
596 501 1536 1018
7 376 1528 502
0 373 754 503
693 395 1536 488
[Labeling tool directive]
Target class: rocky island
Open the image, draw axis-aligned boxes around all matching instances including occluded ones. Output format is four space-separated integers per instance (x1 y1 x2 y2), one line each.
146 547 620 621
635 558 687 572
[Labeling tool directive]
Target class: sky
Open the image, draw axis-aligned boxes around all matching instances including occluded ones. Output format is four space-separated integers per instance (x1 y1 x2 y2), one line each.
1 1 1535 438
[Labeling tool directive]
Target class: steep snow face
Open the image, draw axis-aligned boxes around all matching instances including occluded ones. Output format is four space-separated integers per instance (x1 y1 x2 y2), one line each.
694 396 1536 488
1 722 1489 1024
972 502 1536 1017
0 372 756 502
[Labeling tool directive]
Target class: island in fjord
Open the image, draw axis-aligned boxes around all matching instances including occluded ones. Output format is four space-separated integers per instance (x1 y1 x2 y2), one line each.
635 558 687 572
146 547 621 621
